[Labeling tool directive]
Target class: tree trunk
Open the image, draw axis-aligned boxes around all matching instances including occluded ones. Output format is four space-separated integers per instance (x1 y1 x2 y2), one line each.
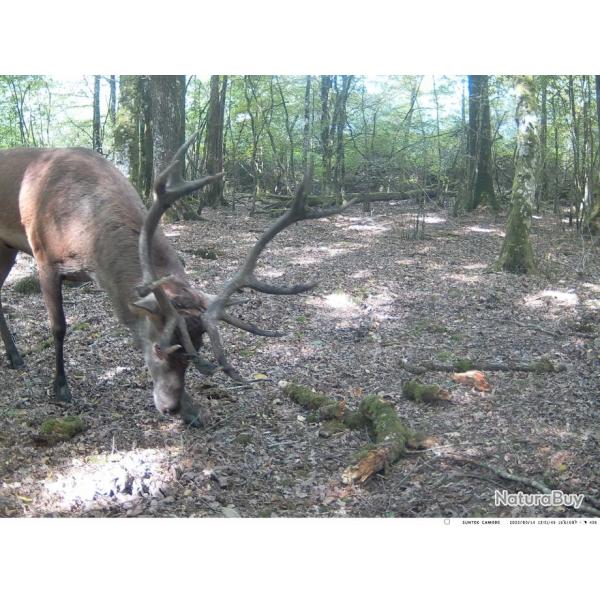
465 75 496 211
108 75 116 129
202 75 227 209
497 76 537 274
146 75 192 220
114 75 141 188
536 76 548 211
584 75 600 233
320 75 333 196
92 75 102 154
333 75 353 200
302 75 312 172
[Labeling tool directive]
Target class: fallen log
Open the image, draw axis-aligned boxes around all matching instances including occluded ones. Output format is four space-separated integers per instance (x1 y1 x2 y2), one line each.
400 357 566 375
402 380 451 403
283 383 426 484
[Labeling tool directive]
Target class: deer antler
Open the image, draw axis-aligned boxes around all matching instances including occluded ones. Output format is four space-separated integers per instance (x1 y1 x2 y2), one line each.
138 133 223 375
200 163 364 380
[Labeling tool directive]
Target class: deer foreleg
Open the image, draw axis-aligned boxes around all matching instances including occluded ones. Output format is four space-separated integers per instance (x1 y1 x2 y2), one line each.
0 243 24 369
38 267 71 402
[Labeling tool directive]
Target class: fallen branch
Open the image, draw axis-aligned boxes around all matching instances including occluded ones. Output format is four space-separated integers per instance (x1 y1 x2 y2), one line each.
283 383 427 484
400 357 566 375
454 457 600 518
402 379 451 403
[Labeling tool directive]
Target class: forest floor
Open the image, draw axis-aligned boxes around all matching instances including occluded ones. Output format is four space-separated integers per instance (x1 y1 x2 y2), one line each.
1 199 599 518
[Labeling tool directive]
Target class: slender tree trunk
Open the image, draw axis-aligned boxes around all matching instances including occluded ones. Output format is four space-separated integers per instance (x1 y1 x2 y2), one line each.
108 75 116 128
320 75 333 195
202 75 227 209
584 75 600 233
497 76 537 273
333 75 353 199
302 75 312 172
92 75 102 154
114 75 141 187
536 76 548 211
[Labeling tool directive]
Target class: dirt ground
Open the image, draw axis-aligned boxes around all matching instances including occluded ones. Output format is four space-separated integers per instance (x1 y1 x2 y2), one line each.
1 199 599 518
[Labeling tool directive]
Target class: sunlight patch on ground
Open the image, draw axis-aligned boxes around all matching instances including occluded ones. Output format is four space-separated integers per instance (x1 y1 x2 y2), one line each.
466 225 505 237
256 267 286 279
582 283 600 293
289 244 356 266
462 262 488 270
6 253 36 284
424 216 446 224
98 366 133 383
524 289 579 309
395 258 416 266
41 447 178 514
350 269 373 279
447 273 482 284
306 292 361 317
584 299 600 310
333 216 391 236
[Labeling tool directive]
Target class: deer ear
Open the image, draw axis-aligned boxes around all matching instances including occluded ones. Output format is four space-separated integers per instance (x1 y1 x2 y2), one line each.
130 293 160 316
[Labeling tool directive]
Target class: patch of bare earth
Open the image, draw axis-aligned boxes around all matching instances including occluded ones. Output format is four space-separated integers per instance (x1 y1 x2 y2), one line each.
1 201 599 518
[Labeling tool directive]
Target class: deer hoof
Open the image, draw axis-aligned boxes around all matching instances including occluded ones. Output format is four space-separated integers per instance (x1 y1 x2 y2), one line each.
180 405 208 428
7 352 25 370
54 382 73 403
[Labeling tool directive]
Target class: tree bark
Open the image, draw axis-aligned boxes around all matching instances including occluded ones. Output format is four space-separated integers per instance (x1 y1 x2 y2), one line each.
302 75 312 172
497 76 537 273
320 75 333 195
114 75 141 187
92 75 102 154
146 75 192 219
536 76 548 211
333 75 353 199
202 75 227 209
465 75 496 210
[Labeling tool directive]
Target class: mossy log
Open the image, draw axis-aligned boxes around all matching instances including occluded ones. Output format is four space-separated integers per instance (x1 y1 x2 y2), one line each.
402 380 451 403
258 189 441 207
341 395 417 484
401 357 566 375
284 384 420 484
33 415 86 446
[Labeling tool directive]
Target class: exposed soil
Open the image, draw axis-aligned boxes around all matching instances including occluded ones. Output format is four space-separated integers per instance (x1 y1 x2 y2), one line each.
1 199 599 518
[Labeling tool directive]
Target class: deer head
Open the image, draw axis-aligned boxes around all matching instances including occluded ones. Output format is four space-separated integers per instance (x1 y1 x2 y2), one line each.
133 135 360 426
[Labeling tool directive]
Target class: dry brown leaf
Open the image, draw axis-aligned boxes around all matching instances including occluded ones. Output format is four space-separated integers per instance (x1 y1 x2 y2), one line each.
451 370 492 392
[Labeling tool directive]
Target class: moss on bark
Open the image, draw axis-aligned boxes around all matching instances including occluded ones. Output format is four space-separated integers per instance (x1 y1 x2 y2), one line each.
497 76 537 274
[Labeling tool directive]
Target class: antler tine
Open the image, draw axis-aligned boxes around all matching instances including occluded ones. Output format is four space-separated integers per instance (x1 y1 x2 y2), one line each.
138 135 224 372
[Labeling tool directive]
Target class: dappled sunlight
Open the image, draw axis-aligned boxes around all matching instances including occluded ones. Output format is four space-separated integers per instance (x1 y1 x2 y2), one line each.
256 267 286 279
524 289 579 309
97 366 133 383
424 215 446 224
40 447 180 514
462 262 488 270
288 243 358 267
447 273 482 284
350 269 373 279
466 225 505 237
333 215 392 237
582 283 600 293
583 299 600 310
306 291 362 319
395 258 416 266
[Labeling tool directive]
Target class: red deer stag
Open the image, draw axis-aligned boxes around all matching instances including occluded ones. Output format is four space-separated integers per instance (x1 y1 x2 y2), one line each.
0 135 354 425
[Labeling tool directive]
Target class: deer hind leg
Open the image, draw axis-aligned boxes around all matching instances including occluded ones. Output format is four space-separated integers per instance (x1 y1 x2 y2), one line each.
0 243 24 369
38 266 72 402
